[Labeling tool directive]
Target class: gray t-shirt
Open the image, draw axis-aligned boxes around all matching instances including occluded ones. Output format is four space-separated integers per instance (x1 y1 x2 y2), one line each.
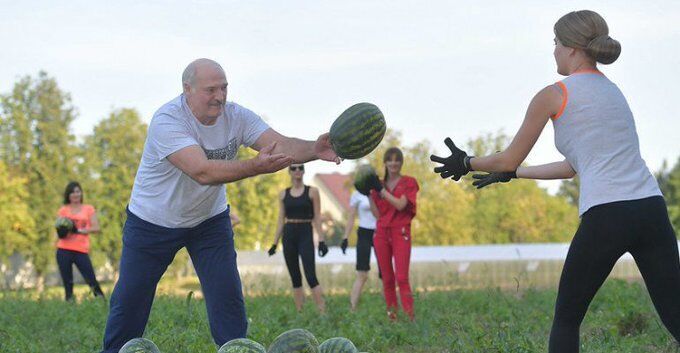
129 94 269 228
553 72 661 216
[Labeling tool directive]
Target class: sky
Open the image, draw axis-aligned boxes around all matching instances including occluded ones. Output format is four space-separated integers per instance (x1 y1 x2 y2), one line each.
1 1 678 192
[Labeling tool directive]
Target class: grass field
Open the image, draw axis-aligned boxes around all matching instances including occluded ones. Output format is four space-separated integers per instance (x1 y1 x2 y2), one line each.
1 277 678 353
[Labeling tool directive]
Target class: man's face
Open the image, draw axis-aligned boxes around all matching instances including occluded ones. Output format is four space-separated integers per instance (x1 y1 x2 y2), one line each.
185 65 228 121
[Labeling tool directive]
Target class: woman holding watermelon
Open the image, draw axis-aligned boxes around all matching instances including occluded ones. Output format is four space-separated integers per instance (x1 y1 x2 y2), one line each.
360 147 419 321
430 10 680 351
55 181 105 301
268 163 328 313
343 169 378 311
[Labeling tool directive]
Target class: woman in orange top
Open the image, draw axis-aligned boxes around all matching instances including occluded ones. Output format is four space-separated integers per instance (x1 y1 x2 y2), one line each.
56 181 104 300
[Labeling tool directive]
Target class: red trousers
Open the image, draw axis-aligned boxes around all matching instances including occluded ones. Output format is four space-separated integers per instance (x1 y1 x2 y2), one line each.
373 225 413 316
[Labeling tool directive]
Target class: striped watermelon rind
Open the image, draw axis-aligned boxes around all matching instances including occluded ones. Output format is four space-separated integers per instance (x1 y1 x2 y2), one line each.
54 217 74 229
118 338 161 353
218 338 266 353
268 328 319 353
318 337 358 353
353 164 377 194
329 103 386 160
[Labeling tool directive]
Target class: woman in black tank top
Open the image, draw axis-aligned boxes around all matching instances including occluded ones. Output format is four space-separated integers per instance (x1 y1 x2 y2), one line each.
268 163 328 313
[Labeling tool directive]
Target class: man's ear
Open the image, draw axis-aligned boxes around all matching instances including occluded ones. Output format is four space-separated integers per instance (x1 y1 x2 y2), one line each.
182 82 192 94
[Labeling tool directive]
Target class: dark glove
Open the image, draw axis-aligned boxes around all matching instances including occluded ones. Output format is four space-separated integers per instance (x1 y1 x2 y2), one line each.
366 173 383 193
70 221 79 234
430 137 474 181
318 241 329 257
340 238 348 254
472 171 517 189
354 181 370 196
267 244 277 256
56 226 69 239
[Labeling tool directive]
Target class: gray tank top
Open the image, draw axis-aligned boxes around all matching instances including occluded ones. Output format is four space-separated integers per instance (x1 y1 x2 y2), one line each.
553 70 661 216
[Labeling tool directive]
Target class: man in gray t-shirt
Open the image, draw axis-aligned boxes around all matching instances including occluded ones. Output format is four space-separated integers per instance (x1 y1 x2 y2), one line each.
101 58 339 353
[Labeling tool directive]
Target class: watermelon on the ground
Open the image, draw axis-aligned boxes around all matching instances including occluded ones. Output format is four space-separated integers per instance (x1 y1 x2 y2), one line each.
118 338 161 353
268 328 319 353
218 338 266 353
353 164 377 196
329 102 385 160
318 337 358 353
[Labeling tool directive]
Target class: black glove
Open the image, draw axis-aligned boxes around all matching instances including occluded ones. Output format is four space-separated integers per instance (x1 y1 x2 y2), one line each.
354 171 382 196
267 244 277 256
366 173 383 193
56 226 69 239
318 241 329 257
354 181 370 196
430 137 474 181
340 238 348 254
472 171 517 189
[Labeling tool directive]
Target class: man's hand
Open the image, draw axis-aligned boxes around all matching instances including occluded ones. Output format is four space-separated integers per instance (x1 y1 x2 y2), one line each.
251 142 294 175
430 137 473 181
314 133 341 164
340 238 348 254
318 241 329 257
267 244 277 256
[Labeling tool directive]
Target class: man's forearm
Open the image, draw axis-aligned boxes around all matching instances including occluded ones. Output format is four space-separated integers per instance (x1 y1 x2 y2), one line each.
273 137 317 163
200 159 259 185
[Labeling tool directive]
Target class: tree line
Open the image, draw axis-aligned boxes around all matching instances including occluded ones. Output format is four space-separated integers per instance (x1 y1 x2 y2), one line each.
1 72 678 283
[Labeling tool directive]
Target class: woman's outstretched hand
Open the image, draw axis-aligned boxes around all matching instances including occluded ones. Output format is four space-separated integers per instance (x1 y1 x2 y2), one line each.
430 137 473 181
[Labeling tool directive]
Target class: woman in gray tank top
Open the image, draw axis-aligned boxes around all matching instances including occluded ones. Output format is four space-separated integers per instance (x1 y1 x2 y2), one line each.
430 10 680 353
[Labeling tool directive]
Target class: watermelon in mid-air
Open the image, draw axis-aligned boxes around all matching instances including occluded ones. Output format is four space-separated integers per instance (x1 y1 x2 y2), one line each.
329 102 385 160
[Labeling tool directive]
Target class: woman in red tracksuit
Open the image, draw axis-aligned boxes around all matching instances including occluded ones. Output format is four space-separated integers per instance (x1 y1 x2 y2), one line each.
366 147 419 321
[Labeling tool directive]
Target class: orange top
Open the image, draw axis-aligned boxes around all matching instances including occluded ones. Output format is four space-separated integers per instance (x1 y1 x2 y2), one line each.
56 204 95 254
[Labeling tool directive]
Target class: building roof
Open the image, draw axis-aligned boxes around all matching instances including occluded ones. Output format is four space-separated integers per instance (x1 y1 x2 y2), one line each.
314 173 352 212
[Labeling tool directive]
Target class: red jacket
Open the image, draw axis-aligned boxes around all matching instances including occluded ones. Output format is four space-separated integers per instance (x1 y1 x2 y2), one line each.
370 176 419 228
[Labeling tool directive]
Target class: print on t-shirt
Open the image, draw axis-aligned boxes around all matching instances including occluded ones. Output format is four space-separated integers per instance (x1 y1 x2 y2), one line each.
203 138 238 160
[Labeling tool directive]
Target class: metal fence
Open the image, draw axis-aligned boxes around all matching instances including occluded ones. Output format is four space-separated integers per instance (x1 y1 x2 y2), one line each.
1 243 653 292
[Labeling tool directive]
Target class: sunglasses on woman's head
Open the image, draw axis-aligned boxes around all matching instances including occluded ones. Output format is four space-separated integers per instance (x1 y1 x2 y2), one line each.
289 165 304 171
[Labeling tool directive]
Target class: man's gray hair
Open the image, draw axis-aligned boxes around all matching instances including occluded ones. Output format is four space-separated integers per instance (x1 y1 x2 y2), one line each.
182 58 225 87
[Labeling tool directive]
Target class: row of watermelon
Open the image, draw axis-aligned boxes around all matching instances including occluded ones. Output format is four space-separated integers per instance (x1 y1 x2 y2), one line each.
118 328 365 353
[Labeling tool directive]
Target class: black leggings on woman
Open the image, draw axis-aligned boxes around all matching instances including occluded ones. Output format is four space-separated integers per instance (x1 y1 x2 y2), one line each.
549 196 680 352
282 223 319 288
56 248 105 301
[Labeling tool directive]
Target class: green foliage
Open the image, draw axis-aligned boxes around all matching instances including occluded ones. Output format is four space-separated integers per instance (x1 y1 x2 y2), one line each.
81 108 147 270
0 72 79 278
226 148 289 250
657 157 680 235
0 161 35 264
557 177 579 207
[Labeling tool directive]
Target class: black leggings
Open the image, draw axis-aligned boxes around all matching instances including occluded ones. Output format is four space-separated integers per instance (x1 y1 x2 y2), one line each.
356 227 375 271
549 196 680 352
282 223 319 288
56 248 104 301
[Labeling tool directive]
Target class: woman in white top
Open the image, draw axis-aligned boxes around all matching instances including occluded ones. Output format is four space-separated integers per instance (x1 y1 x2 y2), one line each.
343 190 378 311
430 10 679 352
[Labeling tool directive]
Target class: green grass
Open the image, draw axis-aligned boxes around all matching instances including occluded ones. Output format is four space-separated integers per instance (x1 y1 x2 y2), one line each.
1 279 678 353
